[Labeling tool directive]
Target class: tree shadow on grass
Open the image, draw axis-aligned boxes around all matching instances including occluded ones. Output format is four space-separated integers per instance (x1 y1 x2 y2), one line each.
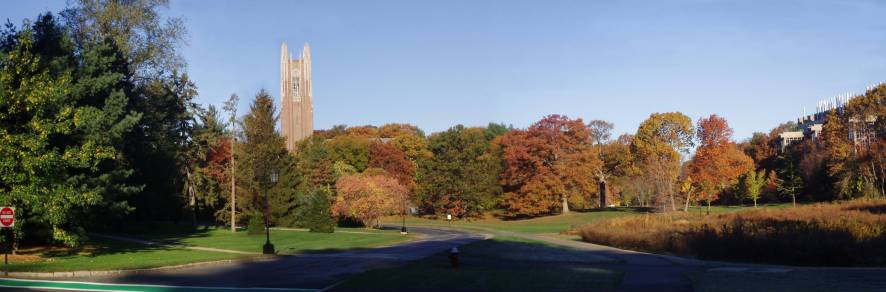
847 204 886 215
108 221 217 246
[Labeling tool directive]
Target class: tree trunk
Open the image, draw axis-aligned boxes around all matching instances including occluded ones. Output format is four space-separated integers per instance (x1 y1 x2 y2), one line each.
562 196 570 214
231 140 237 232
706 198 711 215
186 169 197 228
792 192 796 207
753 198 757 208
683 188 693 212
599 181 607 208
669 192 677 212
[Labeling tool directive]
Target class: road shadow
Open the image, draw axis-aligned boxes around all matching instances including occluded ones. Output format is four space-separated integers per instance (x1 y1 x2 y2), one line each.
329 236 626 291
87 227 484 289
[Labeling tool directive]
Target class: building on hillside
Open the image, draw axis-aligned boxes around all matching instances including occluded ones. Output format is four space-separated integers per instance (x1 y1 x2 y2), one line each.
778 82 883 151
280 42 313 151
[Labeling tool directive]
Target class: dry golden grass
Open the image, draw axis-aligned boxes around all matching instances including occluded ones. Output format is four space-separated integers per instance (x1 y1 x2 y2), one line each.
579 199 886 266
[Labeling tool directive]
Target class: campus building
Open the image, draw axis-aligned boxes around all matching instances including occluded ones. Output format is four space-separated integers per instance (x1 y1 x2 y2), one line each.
280 42 314 151
778 83 883 151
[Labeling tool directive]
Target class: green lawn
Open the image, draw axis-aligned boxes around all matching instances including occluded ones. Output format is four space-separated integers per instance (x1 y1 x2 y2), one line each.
5 237 248 272
385 208 648 234
5 224 412 272
387 204 793 235
334 237 623 291
121 224 412 254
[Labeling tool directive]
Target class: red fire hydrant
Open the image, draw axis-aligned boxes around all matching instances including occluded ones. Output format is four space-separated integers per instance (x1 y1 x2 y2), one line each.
448 247 459 268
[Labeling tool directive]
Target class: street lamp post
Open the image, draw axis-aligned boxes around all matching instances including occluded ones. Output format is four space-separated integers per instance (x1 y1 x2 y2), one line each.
400 195 408 235
263 170 278 255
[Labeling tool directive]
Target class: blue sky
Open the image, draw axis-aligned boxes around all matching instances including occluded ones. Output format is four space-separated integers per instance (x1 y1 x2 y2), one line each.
6 0 886 140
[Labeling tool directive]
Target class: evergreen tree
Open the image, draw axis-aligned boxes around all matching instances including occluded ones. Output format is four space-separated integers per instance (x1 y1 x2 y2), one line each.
0 14 140 246
235 90 300 225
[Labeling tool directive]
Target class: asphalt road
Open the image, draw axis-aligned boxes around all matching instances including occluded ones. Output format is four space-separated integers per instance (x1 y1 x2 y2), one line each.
54 227 486 290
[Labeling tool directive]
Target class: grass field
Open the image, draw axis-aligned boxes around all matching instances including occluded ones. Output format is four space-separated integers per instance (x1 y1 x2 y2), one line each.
4 237 248 272
384 203 790 236
334 236 623 291
5 224 412 272
119 224 412 254
384 208 648 234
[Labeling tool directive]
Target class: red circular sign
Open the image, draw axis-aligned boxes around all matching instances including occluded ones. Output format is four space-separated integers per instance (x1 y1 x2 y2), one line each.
0 207 14 227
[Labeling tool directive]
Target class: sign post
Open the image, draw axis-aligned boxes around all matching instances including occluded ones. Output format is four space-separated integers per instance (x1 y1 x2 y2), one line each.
0 207 14 277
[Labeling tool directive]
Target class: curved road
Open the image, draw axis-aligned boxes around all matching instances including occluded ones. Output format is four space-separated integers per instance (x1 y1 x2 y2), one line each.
59 227 486 290
19 225 885 291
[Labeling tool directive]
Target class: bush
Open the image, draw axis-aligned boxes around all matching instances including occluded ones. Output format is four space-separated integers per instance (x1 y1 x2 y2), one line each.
578 199 886 266
247 216 265 235
304 189 335 233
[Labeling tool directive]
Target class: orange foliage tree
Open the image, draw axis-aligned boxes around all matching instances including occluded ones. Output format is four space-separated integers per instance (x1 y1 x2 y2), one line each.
500 115 601 216
333 174 406 227
686 114 753 213
631 112 694 210
369 141 415 190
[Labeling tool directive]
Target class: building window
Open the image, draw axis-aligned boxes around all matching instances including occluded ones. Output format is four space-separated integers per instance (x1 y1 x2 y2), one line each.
291 69 301 101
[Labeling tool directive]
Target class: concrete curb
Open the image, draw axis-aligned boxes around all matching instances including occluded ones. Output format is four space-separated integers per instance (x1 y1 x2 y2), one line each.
7 256 275 279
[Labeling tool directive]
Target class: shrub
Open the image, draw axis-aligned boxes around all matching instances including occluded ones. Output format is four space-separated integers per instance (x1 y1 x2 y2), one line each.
333 174 406 228
578 199 886 266
304 189 335 233
247 216 265 235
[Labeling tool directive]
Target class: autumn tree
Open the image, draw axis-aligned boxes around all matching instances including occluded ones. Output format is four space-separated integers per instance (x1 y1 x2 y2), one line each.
345 125 379 137
378 123 424 138
500 115 601 216
602 134 638 206
685 114 753 213
326 135 371 172
296 136 336 190
631 112 694 211
183 105 228 226
369 142 415 190
588 119 615 206
416 125 501 217
333 174 406 228
740 170 766 208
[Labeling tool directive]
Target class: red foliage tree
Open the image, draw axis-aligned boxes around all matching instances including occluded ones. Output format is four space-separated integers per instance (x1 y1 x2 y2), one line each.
686 114 753 213
499 115 601 216
369 141 415 190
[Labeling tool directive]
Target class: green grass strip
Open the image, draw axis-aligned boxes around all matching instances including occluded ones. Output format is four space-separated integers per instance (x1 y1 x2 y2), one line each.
0 278 316 292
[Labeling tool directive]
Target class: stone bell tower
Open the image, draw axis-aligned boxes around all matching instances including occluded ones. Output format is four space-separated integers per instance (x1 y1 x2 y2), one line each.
280 42 313 151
